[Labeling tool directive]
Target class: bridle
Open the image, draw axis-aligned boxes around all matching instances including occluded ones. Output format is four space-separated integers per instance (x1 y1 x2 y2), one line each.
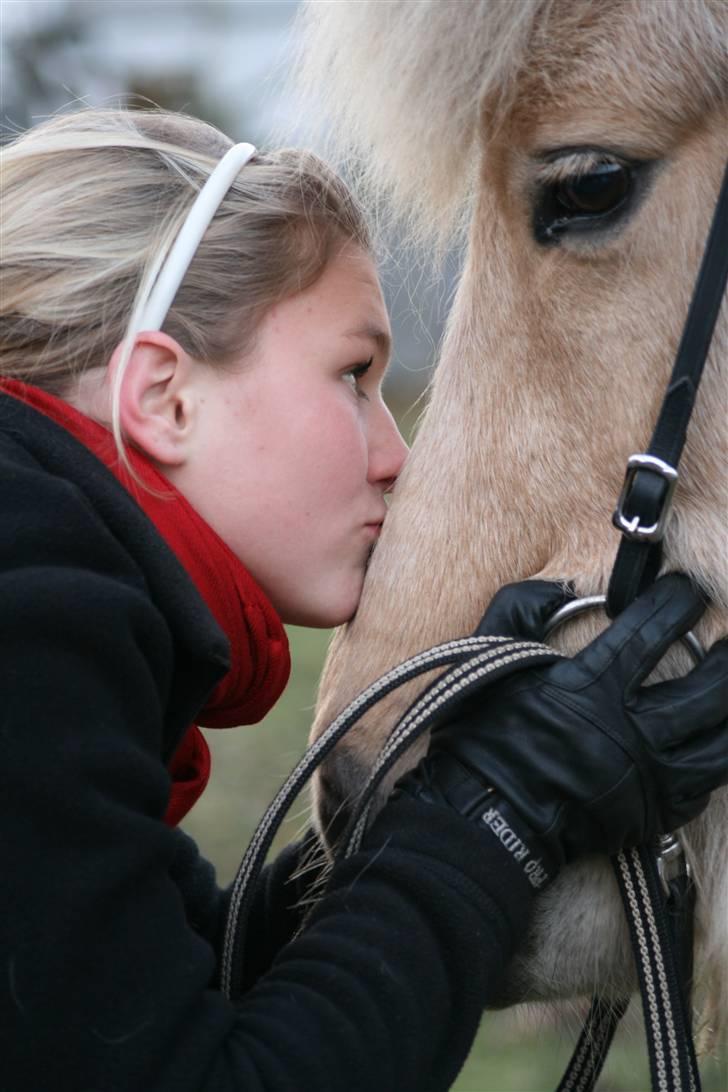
608 158 728 621
549 154 728 1092
221 158 728 1090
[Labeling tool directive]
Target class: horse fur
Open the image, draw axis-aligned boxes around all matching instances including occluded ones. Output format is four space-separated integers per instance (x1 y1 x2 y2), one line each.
293 0 727 249
295 0 728 1047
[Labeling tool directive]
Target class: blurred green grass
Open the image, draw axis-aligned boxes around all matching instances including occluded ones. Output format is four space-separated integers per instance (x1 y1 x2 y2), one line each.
182 624 727 1092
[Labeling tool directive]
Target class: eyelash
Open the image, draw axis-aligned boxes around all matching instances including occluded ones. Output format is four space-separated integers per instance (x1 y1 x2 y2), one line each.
344 357 374 399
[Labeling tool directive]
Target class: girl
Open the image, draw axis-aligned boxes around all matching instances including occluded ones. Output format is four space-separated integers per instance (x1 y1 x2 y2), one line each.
1 109 726 1092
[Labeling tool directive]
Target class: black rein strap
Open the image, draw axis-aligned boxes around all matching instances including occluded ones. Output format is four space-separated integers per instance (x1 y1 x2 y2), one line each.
608 157 728 617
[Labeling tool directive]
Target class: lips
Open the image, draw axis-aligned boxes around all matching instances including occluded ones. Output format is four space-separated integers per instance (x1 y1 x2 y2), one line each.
365 508 387 528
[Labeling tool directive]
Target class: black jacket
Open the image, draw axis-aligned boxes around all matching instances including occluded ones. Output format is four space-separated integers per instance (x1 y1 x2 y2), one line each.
0 393 535 1092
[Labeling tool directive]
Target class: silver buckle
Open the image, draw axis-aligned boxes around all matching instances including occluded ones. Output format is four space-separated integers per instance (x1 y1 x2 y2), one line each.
612 454 678 542
656 832 691 898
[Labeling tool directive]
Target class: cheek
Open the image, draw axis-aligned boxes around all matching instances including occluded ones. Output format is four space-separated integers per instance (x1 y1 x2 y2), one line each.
325 409 369 473
214 393 369 542
290 405 369 497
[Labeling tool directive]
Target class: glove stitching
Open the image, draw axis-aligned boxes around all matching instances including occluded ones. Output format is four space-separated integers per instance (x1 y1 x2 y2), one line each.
549 594 704 695
542 684 647 769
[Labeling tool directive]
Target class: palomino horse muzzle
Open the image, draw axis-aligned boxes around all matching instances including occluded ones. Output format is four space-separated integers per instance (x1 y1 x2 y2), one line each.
222 158 728 1092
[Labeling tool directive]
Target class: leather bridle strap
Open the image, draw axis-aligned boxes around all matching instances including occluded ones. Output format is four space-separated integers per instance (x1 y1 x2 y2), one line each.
558 157 728 1092
607 157 728 618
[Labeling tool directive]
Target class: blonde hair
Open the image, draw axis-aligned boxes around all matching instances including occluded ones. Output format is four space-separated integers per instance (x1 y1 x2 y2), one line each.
0 107 371 450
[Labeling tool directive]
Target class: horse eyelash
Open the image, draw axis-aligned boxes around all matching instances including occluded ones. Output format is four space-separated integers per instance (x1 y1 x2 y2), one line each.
534 150 621 186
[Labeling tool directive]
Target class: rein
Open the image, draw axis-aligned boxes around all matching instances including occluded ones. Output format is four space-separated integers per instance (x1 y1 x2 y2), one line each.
221 158 728 1089
220 634 565 998
549 599 704 1092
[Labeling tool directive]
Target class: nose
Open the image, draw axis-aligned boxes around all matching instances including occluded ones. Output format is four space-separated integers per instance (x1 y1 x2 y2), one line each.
367 401 408 488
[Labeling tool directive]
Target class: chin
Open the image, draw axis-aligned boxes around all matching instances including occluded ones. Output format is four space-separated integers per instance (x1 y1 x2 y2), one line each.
282 581 363 629
294 603 358 629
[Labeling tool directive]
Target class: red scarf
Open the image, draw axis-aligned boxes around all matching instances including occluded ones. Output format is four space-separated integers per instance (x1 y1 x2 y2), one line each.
3 380 291 825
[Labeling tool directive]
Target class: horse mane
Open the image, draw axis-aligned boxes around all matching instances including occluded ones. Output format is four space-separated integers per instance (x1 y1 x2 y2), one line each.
292 0 727 250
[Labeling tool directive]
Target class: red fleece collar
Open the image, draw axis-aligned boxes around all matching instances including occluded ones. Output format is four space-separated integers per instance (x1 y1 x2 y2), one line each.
3 379 290 825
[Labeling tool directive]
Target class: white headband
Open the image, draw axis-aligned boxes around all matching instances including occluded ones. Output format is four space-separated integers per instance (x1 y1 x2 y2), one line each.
138 141 256 332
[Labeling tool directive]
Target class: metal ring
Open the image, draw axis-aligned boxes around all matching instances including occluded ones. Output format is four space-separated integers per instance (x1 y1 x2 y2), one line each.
543 594 705 664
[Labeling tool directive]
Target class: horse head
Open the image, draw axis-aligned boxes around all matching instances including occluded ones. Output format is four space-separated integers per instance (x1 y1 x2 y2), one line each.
296 0 728 1038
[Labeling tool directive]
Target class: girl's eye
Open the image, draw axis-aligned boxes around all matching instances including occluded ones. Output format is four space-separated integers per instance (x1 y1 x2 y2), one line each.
343 357 373 399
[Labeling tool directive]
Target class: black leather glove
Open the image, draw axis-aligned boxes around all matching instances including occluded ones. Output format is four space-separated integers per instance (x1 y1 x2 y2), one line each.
397 574 728 891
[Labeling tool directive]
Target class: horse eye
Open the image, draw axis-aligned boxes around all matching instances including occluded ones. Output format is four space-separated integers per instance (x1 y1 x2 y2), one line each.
554 162 631 215
534 158 635 245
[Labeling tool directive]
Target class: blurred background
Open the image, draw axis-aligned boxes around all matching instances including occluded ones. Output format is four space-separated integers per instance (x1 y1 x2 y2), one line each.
3 4 724 1089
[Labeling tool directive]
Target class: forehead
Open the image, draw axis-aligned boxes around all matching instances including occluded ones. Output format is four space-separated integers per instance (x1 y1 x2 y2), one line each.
286 246 390 336
328 245 387 311
335 249 392 349
253 244 392 365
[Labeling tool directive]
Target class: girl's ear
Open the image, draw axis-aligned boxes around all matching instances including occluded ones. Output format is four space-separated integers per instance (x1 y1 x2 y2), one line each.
109 333 198 467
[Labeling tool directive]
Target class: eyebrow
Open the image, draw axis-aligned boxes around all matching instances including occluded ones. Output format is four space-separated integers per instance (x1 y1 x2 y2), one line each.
344 324 392 359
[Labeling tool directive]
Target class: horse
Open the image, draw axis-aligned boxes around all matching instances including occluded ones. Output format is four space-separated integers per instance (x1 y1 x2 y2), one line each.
293 0 728 1049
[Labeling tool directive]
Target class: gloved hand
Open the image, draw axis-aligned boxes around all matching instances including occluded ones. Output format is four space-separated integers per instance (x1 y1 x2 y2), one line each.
396 573 728 891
